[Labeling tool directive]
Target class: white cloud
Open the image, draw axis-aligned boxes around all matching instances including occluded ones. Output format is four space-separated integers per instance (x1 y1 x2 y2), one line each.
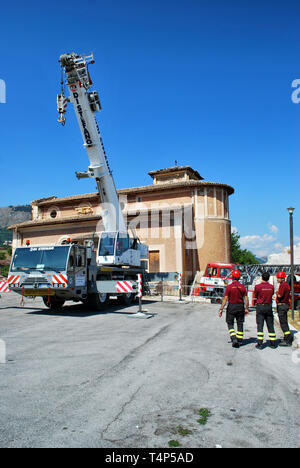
267 241 300 265
235 222 300 259
239 234 278 257
239 226 300 260
268 224 279 234
231 226 238 234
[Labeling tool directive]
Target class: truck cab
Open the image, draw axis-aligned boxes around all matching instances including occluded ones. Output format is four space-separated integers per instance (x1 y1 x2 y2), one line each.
97 231 148 267
200 262 236 297
8 244 89 308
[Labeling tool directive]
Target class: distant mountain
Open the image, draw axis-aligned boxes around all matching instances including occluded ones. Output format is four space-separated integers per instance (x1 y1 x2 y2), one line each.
0 205 32 244
0 205 31 228
255 256 268 264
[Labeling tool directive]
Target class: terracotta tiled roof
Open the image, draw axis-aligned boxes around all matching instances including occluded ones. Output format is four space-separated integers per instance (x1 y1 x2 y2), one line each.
32 193 100 206
148 166 203 180
7 214 101 230
31 180 234 207
118 180 234 195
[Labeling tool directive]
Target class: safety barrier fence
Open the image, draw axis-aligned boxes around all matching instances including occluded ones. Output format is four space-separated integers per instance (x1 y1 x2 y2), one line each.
145 282 224 303
145 282 300 310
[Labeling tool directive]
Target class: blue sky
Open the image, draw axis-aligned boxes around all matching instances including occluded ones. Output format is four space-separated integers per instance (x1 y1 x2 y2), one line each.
0 0 299 257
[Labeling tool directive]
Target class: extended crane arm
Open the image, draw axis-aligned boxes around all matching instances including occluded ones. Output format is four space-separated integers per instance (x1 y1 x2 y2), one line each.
58 52 126 234
57 52 148 268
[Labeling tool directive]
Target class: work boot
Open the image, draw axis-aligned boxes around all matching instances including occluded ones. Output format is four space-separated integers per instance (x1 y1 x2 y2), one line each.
269 341 276 349
256 342 263 350
279 340 292 347
232 337 240 349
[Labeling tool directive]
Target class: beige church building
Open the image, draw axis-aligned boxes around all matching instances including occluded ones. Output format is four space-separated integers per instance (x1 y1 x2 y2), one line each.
9 166 234 284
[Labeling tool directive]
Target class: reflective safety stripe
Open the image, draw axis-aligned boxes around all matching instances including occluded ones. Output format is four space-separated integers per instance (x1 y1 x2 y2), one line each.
257 332 264 338
284 331 291 335
229 329 236 336
268 333 276 341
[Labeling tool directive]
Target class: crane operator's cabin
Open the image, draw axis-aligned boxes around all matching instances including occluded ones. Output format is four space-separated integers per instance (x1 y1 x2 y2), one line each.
9 166 234 284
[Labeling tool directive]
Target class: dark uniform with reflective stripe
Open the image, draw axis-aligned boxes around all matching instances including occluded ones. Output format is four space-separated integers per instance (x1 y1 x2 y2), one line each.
277 281 293 345
225 281 247 344
254 282 276 346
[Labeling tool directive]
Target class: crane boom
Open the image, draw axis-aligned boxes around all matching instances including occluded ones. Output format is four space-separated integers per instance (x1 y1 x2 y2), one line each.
57 52 148 268
58 52 126 233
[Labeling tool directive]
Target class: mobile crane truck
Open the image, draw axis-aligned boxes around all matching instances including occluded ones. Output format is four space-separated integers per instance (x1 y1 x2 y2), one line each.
8 52 148 310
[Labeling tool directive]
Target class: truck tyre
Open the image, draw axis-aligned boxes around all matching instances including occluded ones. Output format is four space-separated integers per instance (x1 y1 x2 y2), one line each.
86 293 110 311
43 297 65 310
117 293 135 306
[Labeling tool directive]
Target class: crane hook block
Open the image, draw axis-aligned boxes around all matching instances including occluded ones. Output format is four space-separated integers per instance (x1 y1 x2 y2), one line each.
57 93 67 125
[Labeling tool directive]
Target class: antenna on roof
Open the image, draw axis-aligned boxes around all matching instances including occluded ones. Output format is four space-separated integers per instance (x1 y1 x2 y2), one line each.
175 160 178 166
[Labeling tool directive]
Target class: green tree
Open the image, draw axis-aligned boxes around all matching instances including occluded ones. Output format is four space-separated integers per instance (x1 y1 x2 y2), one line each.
231 231 259 265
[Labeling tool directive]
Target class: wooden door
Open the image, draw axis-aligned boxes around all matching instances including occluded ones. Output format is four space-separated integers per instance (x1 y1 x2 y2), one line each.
149 250 160 273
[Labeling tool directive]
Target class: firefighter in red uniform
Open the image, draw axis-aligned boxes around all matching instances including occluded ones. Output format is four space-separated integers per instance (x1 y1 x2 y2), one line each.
276 271 294 347
219 270 249 348
254 272 276 349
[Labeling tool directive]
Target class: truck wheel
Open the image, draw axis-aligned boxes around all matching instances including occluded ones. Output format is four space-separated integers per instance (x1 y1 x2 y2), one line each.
43 297 65 310
86 293 110 311
117 293 135 306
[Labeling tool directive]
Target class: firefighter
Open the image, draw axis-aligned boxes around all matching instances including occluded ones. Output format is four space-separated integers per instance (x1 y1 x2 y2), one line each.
219 270 249 348
254 272 276 350
276 271 294 347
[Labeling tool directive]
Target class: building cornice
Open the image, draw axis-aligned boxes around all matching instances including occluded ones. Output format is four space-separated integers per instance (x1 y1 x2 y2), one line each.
31 180 234 207
7 214 101 230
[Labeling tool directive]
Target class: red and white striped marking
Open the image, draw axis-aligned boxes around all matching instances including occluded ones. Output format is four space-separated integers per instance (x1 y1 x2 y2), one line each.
7 275 20 285
178 272 182 290
137 274 142 298
116 281 133 293
0 282 11 293
52 274 68 286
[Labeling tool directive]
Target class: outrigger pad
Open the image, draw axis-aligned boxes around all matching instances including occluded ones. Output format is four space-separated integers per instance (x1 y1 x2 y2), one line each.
128 311 154 319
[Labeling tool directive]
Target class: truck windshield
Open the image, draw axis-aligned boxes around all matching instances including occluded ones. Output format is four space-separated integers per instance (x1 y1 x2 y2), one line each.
11 246 70 272
219 268 232 278
98 232 117 256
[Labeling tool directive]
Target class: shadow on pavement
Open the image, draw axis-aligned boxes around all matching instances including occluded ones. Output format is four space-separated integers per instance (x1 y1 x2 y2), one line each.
26 299 158 318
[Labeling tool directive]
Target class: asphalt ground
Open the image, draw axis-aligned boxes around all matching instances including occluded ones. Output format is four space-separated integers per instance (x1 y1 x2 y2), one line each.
0 293 299 448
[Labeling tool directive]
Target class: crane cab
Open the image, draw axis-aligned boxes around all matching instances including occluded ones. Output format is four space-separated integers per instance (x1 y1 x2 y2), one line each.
97 232 147 267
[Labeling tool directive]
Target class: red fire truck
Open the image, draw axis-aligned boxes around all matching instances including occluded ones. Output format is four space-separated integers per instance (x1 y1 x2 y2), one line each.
199 262 236 298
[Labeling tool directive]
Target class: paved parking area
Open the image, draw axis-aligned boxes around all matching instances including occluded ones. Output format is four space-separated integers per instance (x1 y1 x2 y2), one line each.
0 293 299 448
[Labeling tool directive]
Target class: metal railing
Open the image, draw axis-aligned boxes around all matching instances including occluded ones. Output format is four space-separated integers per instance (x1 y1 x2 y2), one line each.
145 281 224 303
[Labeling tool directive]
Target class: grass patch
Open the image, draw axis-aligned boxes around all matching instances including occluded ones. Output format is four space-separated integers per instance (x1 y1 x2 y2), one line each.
176 425 192 436
168 439 181 447
197 408 211 425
